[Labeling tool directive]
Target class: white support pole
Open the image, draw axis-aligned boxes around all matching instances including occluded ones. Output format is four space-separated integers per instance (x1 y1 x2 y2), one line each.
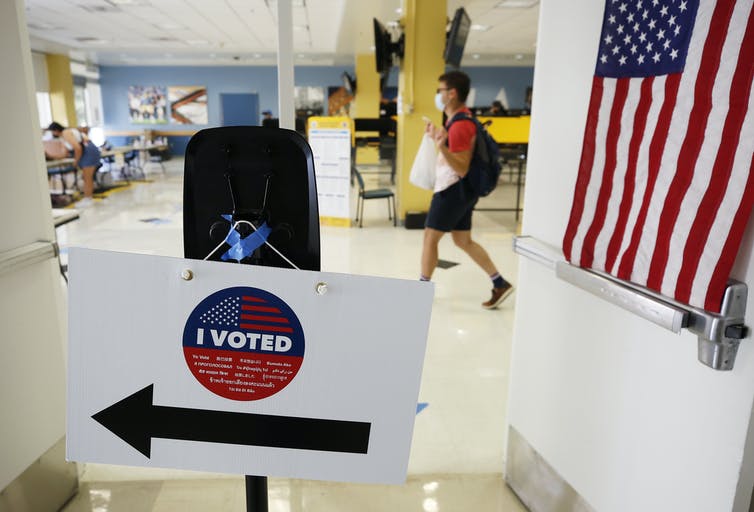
276 0 295 130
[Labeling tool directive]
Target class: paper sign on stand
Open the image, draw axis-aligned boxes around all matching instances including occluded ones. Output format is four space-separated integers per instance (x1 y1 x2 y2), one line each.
308 116 353 227
66 248 434 485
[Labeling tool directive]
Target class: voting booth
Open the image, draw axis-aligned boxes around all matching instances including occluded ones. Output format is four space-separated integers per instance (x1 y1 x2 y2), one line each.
67 127 434 510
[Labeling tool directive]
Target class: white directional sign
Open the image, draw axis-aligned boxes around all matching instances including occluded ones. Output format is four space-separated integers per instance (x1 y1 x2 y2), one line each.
67 248 434 484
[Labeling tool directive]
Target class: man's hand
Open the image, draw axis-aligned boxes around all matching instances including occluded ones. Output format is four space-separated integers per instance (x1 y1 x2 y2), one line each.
425 122 447 149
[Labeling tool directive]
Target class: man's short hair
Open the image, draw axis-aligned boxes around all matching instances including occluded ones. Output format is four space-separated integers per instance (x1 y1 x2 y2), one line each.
48 121 65 133
438 71 471 103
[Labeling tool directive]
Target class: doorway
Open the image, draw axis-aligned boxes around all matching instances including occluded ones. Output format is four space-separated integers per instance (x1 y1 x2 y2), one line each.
220 93 260 126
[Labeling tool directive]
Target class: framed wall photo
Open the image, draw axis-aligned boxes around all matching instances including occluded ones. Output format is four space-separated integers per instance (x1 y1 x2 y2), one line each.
128 85 168 124
169 86 208 125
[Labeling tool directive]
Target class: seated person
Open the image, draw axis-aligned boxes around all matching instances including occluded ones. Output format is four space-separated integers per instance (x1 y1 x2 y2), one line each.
485 100 507 116
48 121 101 205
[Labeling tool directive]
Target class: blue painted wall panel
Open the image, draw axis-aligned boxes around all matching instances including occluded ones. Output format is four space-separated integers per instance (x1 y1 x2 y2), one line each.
99 65 534 134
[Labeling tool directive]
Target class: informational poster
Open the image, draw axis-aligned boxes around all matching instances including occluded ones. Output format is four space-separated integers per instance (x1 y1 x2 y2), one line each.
67 248 434 484
128 85 167 124
168 86 208 124
307 117 353 227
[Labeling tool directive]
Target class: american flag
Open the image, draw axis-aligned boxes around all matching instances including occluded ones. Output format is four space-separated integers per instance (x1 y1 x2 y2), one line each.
200 295 293 334
563 0 754 313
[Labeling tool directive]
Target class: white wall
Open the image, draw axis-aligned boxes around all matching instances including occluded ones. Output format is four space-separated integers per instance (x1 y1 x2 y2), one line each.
0 0 68 490
508 0 754 511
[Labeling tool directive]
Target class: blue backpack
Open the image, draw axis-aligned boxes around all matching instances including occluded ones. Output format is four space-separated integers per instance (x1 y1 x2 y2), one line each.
447 113 502 197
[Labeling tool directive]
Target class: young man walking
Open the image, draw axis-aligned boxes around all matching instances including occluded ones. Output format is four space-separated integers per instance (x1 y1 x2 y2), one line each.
421 71 513 309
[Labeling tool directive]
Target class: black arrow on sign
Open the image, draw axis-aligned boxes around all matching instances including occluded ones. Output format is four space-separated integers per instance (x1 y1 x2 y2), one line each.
92 384 371 458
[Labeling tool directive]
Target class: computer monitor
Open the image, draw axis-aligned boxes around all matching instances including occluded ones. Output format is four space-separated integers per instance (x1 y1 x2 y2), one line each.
444 7 471 68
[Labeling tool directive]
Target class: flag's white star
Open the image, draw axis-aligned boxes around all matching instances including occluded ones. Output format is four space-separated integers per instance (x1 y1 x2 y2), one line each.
679 1 688 12
657 29 665 40
639 32 647 42
670 48 679 60
630 43 638 54
633 22 641 32
619 2 628 13
648 19 657 30
674 25 681 36
663 39 671 50
638 54 646 64
642 9 649 19
609 14 617 24
646 41 653 52
617 24 625 34
660 5 669 17
624 34 633 44
612 45 621 55
652 0 659 5
652 52 661 63
636 0 642 9
669 15 677 26
619 55 628 65
628 13 635 23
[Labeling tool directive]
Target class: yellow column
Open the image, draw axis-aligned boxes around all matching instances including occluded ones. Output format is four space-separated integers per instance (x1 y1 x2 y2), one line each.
45 53 76 126
353 53 381 165
353 54 380 118
396 0 447 220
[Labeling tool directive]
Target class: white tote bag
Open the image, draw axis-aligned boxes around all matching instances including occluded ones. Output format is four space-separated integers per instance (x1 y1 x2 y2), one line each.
409 134 437 190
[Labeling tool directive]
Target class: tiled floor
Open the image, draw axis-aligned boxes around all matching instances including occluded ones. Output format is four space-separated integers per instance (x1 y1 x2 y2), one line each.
57 158 527 511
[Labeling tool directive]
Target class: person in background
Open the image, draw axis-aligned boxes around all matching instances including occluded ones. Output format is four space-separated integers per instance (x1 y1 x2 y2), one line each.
48 121 101 207
485 100 506 116
262 110 279 129
421 71 514 309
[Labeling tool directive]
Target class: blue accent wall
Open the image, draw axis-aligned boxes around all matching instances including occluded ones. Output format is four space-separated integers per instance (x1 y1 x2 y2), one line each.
98 64 533 152
100 65 356 133
464 67 534 109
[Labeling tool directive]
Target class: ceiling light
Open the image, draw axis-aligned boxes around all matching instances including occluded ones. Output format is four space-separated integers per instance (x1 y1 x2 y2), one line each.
254 53 262 58
186 40 209 46
156 22 181 30
515 54 524 60
395 7 402 14
495 0 538 7
74 36 108 44
472 54 480 59
471 24 490 31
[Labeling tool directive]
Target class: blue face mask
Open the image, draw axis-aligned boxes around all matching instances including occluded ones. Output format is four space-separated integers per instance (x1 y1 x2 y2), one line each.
435 92 446 112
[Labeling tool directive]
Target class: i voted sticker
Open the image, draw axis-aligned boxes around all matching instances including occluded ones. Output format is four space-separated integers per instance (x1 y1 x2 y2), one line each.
182 287 305 401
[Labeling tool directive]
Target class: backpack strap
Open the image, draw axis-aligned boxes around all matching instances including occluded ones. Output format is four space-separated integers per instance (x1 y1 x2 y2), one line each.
444 112 478 149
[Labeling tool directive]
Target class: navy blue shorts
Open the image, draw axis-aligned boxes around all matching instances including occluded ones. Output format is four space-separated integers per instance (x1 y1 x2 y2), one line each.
426 180 478 232
77 141 101 168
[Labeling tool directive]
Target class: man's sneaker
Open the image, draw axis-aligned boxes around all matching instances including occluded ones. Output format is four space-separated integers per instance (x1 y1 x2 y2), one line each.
482 283 514 309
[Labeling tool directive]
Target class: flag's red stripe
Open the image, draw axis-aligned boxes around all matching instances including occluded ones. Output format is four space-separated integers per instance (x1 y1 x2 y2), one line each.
705 153 754 312
580 78 630 268
606 77 654 273
241 296 266 303
239 323 294 333
563 76 604 262
617 74 682 280
677 7 754 305
240 313 290 324
241 305 281 313
646 0 735 291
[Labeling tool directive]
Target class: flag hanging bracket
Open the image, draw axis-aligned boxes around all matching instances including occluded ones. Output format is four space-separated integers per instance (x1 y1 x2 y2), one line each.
513 236 748 371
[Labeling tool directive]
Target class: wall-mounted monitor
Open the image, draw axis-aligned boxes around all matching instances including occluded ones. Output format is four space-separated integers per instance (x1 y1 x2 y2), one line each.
373 17 404 92
444 7 471 68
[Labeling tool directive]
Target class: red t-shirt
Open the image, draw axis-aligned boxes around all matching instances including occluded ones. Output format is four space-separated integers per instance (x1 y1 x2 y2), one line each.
444 108 477 152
